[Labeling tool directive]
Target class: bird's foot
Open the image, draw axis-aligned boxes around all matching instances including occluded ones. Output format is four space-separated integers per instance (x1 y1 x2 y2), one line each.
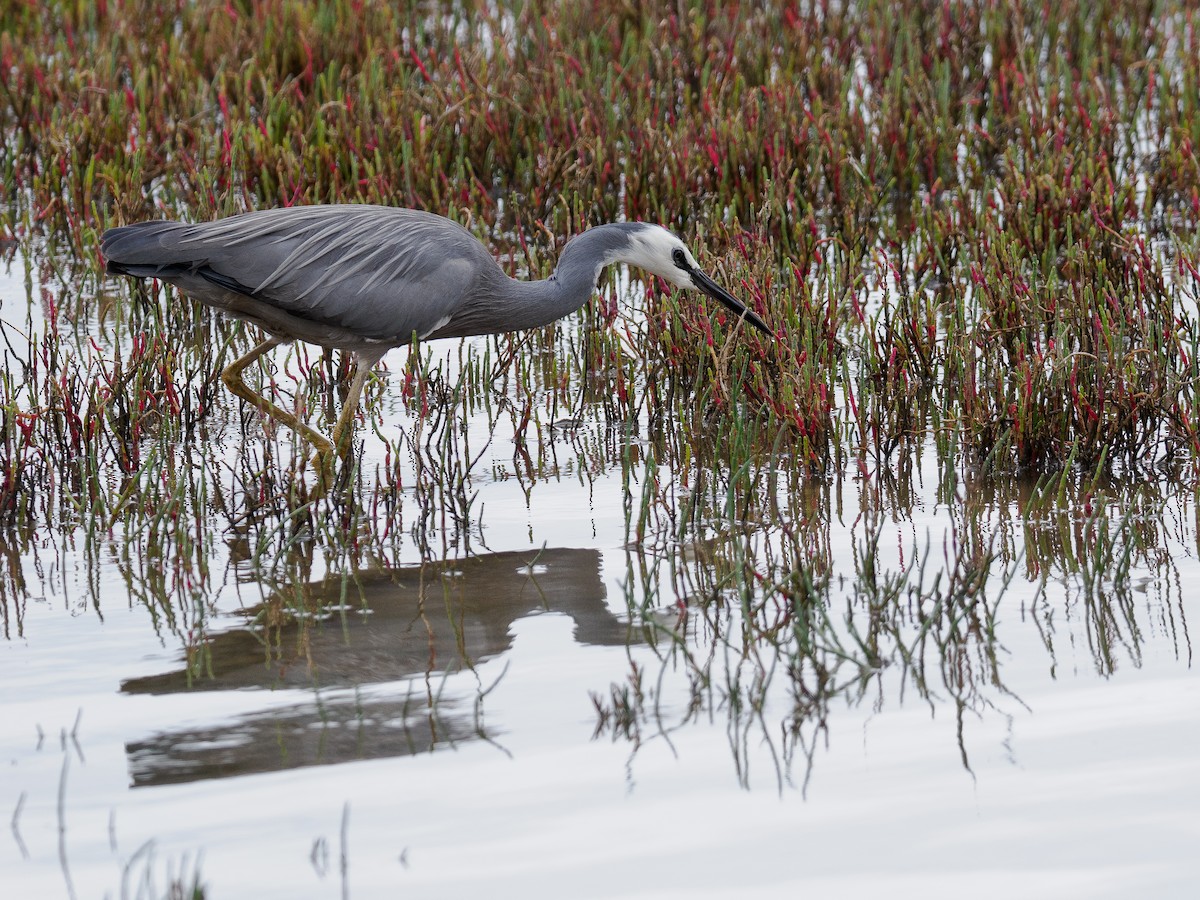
304 448 337 498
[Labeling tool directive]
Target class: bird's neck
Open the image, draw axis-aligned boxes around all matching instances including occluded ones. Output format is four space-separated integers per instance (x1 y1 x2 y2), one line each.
492 225 637 331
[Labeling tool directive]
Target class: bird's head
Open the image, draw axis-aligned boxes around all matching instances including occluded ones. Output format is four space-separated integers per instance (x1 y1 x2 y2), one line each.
623 225 772 335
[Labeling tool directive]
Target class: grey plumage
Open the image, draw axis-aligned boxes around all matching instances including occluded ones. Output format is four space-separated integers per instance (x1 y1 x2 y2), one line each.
104 206 499 349
101 204 771 477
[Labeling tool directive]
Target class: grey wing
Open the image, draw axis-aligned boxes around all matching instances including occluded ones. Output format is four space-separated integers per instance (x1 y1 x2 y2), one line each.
101 206 494 343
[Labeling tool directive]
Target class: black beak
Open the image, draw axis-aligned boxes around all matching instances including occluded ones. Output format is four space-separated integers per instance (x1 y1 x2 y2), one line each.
692 268 772 336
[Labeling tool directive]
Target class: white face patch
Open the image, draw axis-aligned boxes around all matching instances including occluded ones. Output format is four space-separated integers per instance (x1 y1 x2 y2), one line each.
620 225 698 288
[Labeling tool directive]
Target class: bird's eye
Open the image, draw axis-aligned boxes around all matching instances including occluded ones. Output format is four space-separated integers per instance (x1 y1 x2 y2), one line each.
672 249 688 269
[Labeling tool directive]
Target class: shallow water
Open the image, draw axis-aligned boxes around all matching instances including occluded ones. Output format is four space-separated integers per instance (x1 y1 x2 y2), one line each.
1 250 1198 900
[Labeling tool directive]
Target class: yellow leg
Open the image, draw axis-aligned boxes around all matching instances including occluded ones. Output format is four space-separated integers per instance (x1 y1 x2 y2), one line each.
329 362 375 458
220 336 335 478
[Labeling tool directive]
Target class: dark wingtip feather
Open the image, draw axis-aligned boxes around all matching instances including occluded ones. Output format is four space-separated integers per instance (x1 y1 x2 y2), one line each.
99 220 188 268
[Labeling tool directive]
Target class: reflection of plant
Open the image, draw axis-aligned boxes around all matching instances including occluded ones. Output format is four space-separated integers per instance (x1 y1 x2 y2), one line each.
603 517 1013 790
601 456 1187 790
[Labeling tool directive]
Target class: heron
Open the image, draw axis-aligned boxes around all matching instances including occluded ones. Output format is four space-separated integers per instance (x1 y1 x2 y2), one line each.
101 205 771 477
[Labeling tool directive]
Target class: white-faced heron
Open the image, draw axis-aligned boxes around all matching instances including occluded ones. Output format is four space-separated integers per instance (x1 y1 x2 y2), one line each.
101 205 771 473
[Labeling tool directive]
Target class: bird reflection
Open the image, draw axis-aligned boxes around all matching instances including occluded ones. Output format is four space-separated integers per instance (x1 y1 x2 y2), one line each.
121 548 631 787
